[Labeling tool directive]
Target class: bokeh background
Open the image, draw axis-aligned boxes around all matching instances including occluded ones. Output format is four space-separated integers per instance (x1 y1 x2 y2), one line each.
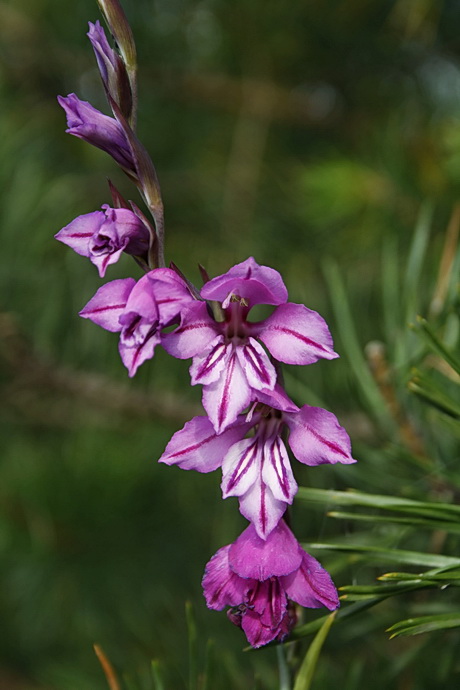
1 0 460 688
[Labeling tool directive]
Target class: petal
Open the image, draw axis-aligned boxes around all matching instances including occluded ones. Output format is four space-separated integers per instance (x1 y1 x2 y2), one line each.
258 302 338 365
124 274 159 321
201 257 288 307
229 520 302 579
241 580 288 648
162 302 218 359
236 338 276 391
55 211 105 256
90 246 124 277
79 278 136 331
285 405 356 466
147 268 195 325
190 338 230 386
119 330 161 377
262 435 297 503
202 351 252 433
202 545 250 610
159 415 250 473
238 480 287 541
254 383 299 413
221 438 260 498
283 551 339 610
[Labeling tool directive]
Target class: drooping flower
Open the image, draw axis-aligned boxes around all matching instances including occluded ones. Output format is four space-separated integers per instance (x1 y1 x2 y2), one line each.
163 257 338 433
159 394 355 539
80 268 195 376
55 205 149 277
58 93 135 173
202 519 339 648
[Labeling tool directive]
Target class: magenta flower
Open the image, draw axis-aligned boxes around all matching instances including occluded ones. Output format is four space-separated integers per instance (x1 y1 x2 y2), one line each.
55 205 149 277
163 257 338 433
80 268 195 376
160 395 355 539
202 519 339 648
58 93 134 172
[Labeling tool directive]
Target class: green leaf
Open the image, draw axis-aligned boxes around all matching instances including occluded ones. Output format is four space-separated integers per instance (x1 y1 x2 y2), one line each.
327 510 460 534
304 542 460 569
413 316 460 375
387 613 460 638
408 369 460 419
322 258 395 432
185 601 197 690
403 202 433 324
293 612 337 690
150 660 165 690
290 599 385 641
297 487 460 521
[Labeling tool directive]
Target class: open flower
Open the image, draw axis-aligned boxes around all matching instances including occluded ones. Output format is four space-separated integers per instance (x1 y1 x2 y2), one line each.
160 394 355 539
202 519 339 648
79 268 195 375
58 93 135 173
55 205 149 277
163 257 338 433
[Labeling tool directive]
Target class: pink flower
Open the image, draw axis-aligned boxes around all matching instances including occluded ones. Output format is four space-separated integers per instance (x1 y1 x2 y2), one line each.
202 520 339 648
159 394 355 539
55 205 149 277
79 268 195 376
163 257 338 433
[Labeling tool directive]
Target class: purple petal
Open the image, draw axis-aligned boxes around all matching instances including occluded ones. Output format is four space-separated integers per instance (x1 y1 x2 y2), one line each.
261 435 297 503
55 211 105 257
58 93 134 171
119 329 161 377
87 21 118 84
190 338 229 386
124 273 159 320
162 302 218 359
229 521 302 579
202 545 250 610
241 580 288 648
283 551 339 610
258 302 338 365
79 278 135 331
147 268 195 324
221 438 260 498
236 338 277 391
285 405 356 466
201 350 252 433
254 384 299 413
238 480 287 541
201 257 288 307
159 415 250 473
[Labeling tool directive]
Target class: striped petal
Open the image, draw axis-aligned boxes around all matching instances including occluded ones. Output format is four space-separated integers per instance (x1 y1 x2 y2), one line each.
236 338 276 392
159 415 250 473
202 350 252 433
285 405 356 466
221 438 260 498
238 479 287 541
258 302 338 365
261 435 297 504
79 278 136 331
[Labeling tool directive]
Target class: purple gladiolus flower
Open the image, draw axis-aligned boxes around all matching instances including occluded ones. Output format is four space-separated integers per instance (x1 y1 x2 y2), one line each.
160 396 355 539
55 205 150 277
202 519 339 648
163 257 338 433
80 268 195 376
58 93 134 172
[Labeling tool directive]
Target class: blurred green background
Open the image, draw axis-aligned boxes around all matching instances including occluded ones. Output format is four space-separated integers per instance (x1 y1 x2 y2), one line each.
1 0 460 688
